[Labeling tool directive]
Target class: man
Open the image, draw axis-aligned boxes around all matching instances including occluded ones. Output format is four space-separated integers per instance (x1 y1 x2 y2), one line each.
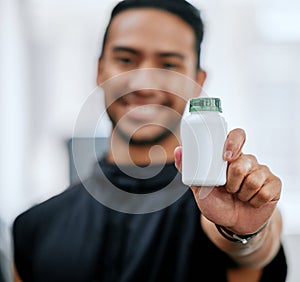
13 0 287 281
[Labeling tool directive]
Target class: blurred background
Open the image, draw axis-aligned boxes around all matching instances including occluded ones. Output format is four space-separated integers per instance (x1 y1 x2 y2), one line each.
0 0 299 281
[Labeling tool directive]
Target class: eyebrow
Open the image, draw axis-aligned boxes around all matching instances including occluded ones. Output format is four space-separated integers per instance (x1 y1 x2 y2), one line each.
112 46 140 55
158 52 185 60
112 46 185 60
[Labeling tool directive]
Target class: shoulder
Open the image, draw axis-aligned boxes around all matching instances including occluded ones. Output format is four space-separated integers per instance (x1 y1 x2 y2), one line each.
13 183 91 234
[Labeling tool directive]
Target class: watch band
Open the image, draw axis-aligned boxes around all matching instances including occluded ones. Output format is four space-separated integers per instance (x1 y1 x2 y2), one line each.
215 222 268 245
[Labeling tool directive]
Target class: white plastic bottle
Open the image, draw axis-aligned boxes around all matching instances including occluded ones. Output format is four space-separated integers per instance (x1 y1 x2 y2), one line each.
180 97 228 186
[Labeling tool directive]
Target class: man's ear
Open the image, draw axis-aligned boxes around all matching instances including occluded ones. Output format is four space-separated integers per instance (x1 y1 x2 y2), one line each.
195 69 206 91
192 69 206 98
96 57 103 86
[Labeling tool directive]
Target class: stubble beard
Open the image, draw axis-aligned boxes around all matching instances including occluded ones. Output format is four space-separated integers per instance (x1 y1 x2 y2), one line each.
108 113 180 146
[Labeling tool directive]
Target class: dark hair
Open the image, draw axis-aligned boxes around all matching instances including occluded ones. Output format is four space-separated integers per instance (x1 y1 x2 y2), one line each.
100 0 204 68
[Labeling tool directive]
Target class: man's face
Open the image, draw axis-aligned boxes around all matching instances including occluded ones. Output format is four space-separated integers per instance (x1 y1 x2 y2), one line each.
97 8 206 145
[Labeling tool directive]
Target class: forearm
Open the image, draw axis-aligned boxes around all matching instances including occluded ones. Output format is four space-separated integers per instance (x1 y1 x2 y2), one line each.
201 208 282 268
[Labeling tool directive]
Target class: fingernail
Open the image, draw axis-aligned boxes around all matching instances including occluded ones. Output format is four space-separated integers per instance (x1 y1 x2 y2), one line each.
224 151 233 159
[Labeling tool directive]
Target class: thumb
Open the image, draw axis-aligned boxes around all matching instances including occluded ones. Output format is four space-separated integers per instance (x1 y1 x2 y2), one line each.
223 128 245 163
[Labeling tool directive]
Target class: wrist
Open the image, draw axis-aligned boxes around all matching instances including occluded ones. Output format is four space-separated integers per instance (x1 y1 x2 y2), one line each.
215 222 268 245
201 211 282 267
201 215 270 257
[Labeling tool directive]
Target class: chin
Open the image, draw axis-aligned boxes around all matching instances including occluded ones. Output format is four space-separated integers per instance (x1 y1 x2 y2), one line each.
116 126 173 146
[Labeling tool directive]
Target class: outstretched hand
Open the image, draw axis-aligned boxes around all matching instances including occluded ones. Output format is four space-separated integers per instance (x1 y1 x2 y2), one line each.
174 128 281 235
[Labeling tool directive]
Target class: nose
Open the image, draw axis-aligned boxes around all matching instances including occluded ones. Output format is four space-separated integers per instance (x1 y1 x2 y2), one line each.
127 68 163 93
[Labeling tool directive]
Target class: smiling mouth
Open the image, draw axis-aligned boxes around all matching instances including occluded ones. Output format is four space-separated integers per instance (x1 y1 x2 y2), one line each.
124 103 163 122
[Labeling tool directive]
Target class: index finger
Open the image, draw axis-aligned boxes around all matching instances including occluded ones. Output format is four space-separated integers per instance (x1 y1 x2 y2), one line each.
223 128 246 162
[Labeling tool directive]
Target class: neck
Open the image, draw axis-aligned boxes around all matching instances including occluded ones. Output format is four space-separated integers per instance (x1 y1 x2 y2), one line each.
106 129 180 166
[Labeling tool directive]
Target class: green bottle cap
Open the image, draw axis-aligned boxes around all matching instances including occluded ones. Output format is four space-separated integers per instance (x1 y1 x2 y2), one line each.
189 97 222 113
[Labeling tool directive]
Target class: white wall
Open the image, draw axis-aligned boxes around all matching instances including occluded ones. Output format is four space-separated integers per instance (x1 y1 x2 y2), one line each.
0 0 118 224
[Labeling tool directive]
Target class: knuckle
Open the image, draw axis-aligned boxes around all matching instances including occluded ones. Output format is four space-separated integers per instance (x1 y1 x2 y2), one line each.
272 174 282 187
244 177 261 191
249 194 267 208
237 194 248 202
276 177 282 189
260 164 270 172
270 178 282 197
230 162 247 176
249 198 263 208
236 155 258 172
243 154 257 164
253 189 274 206
230 155 255 176
257 190 271 202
